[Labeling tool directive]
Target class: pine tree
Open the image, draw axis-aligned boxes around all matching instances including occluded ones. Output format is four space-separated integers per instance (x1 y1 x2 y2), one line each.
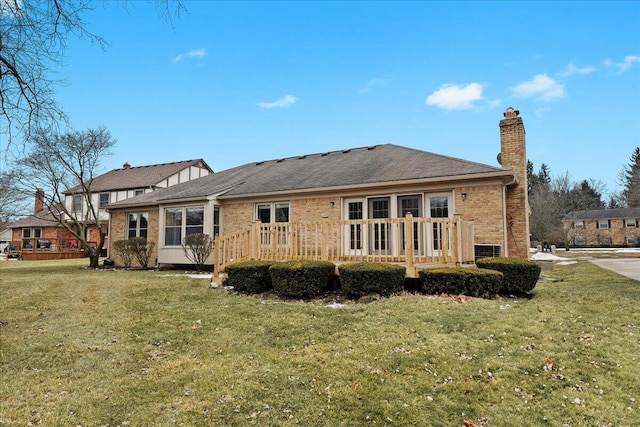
622 147 640 207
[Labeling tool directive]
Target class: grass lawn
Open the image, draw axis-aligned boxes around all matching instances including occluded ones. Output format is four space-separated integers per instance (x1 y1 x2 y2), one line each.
1 258 639 426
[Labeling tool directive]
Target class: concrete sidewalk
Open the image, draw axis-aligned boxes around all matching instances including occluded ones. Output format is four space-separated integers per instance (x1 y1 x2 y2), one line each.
590 258 640 282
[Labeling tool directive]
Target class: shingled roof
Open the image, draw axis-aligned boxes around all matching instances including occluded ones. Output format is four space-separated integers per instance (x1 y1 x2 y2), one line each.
108 144 514 208
8 209 62 229
65 159 212 193
563 207 640 221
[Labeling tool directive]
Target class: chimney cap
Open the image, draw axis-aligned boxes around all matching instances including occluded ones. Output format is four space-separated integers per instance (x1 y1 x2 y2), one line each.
503 107 519 118
123 162 131 169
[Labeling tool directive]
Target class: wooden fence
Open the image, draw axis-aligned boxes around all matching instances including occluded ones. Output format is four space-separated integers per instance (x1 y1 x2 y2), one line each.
213 215 474 277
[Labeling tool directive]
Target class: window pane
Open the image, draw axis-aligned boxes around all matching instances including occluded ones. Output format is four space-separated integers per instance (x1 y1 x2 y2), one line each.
370 198 389 219
140 229 148 239
34 228 42 238
348 202 363 220
430 196 449 218
128 213 138 230
186 207 204 226
139 213 148 229
73 195 82 211
100 193 109 207
165 208 182 226
128 229 137 239
257 204 271 223
23 229 31 238
165 228 181 246
275 203 289 222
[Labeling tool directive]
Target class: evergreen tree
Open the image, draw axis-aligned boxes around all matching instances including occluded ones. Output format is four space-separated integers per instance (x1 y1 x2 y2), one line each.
621 147 640 207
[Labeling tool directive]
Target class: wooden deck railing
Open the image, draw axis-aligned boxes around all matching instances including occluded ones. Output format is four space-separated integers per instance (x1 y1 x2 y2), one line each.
8 238 94 260
213 215 474 277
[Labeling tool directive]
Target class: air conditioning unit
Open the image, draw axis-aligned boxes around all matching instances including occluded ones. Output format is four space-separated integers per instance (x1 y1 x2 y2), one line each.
474 244 501 261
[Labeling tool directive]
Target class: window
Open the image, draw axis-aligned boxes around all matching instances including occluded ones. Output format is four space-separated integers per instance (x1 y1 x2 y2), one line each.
213 207 220 237
99 193 110 207
348 201 363 250
128 212 148 238
369 197 390 251
256 202 290 223
625 219 637 228
73 195 83 212
398 195 422 253
164 208 182 245
164 206 205 246
574 236 586 246
626 236 637 245
430 196 449 251
574 220 584 229
22 228 42 239
597 219 610 229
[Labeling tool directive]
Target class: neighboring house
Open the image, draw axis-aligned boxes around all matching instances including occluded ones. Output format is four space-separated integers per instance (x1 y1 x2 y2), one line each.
563 207 640 247
106 109 531 275
8 192 80 260
63 159 213 256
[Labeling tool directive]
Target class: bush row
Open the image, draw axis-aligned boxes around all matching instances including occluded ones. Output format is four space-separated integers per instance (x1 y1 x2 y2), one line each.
222 257 541 300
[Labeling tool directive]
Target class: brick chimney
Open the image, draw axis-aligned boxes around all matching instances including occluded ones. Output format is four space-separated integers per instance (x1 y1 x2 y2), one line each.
499 107 530 259
35 189 45 214
123 162 131 169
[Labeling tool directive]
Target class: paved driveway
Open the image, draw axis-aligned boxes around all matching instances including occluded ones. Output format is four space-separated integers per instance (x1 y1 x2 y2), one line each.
590 258 640 282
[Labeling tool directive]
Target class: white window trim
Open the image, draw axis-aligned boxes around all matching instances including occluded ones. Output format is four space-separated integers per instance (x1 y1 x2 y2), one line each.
625 218 637 228
161 205 205 247
574 220 584 229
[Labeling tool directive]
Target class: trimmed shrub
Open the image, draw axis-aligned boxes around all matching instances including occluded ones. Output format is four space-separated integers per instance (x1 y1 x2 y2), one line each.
338 262 406 298
128 237 155 269
224 260 275 293
182 233 214 272
112 239 134 268
476 257 541 294
418 267 503 299
269 260 336 299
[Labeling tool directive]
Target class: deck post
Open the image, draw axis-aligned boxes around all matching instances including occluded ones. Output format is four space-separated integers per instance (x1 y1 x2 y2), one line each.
453 214 461 265
212 234 220 279
321 220 328 260
250 221 260 259
404 213 415 276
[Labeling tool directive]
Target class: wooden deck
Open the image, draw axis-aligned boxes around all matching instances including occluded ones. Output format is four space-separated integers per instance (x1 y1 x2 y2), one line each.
8 238 90 261
213 215 475 278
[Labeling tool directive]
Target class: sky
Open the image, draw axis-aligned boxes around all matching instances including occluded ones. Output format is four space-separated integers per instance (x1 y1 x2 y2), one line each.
28 1 640 197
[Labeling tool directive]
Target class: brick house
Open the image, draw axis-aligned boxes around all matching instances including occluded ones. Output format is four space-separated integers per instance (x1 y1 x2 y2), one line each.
9 160 212 260
106 109 531 274
8 191 80 260
563 207 640 247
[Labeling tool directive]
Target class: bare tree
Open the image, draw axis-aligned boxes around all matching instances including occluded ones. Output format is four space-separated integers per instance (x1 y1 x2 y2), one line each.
0 169 31 221
15 126 116 268
0 0 185 146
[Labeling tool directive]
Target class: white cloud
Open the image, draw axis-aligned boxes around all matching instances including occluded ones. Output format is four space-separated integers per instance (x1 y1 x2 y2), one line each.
511 74 565 101
425 83 484 110
604 55 640 73
359 78 388 94
257 95 297 109
556 63 597 77
172 48 207 63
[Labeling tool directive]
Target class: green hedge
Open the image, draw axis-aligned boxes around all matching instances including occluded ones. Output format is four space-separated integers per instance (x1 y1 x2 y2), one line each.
418 267 503 299
224 260 274 293
269 260 336 299
476 257 541 294
338 262 406 298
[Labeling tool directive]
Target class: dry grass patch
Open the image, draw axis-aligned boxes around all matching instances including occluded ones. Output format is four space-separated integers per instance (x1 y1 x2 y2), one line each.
1 259 639 426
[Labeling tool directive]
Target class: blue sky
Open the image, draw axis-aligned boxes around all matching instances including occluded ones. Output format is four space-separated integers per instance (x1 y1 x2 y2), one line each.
51 1 640 197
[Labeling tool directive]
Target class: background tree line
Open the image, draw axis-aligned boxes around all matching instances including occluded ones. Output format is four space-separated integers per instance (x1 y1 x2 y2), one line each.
528 146 640 246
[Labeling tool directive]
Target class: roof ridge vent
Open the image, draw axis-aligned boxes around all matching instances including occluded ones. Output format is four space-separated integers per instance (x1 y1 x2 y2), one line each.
367 146 377 150
342 149 351 154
